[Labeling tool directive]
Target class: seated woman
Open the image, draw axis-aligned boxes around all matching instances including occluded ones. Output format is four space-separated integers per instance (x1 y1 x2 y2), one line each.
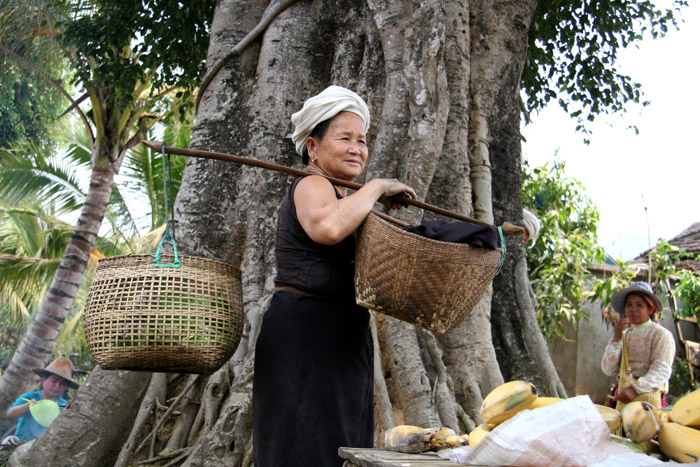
601 282 676 410
4 357 79 443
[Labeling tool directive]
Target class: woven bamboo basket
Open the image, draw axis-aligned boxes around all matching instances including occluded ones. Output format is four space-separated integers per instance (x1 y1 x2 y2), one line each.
355 212 502 334
83 254 243 374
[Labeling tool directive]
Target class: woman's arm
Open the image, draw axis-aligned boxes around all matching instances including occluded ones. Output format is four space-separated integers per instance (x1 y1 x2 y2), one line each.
294 175 415 245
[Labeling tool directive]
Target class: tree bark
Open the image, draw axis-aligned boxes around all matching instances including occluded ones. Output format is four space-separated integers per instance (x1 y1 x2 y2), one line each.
114 373 168 467
482 0 567 397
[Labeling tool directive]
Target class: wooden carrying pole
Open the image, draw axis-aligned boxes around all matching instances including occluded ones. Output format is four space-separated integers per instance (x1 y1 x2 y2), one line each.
142 140 524 236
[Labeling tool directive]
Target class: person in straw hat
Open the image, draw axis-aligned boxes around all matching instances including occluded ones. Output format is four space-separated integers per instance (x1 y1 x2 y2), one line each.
252 85 415 467
600 282 675 410
4 357 79 443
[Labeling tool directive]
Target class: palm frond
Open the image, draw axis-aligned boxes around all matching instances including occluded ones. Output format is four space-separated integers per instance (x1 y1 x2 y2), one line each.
0 141 86 213
0 207 44 255
0 253 61 290
0 285 33 323
106 184 141 243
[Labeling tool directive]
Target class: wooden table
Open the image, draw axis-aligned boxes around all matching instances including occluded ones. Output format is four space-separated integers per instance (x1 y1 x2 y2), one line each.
339 447 471 466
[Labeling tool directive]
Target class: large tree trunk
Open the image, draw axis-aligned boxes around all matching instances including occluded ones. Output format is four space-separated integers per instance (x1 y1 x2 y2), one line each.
481 1 566 397
0 161 118 433
24 1 567 465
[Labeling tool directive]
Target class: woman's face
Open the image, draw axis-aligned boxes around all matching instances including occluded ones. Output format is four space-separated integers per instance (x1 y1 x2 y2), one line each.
624 293 654 325
306 112 368 181
42 374 68 399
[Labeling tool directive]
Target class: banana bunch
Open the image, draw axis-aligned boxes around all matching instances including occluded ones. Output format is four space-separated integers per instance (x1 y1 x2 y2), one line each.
479 380 538 425
670 388 700 429
657 422 700 463
621 401 661 442
384 425 468 453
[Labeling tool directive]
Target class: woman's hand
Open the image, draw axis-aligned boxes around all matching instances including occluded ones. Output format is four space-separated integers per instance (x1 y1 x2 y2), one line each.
613 317 629 342
376 178 416 211
615 386 638 403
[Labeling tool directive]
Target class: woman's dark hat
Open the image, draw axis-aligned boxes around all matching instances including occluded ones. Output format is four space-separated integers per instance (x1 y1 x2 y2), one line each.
610 281 663 315
32 357 80 389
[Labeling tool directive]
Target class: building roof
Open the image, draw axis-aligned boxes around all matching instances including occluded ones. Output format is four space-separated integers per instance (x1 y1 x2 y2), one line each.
632 222 700 274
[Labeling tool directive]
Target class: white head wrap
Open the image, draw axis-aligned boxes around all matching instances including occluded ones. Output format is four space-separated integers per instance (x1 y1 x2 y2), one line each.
290 85 370 156
522 209 541 244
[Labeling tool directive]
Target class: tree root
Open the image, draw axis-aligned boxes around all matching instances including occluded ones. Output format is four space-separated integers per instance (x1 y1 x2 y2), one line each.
187 405 205 447
419 328 460 432
370 312 394 440
162 447 194 467
114 372 168 467
203 364 230 432
135 374 201 458
164 379 201 451
137 446 190 464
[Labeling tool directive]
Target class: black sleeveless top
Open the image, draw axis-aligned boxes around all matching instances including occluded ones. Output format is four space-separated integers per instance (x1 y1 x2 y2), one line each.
274 177 357 302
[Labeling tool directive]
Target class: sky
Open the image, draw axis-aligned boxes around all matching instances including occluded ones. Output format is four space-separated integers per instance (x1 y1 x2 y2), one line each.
520 1 699 261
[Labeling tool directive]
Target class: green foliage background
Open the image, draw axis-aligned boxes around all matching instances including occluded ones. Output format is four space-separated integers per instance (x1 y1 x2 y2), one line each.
523 0 688 139
523 157 607 339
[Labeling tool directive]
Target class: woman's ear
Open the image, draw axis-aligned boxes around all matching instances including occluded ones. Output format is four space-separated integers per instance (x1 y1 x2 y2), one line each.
305 137 318 162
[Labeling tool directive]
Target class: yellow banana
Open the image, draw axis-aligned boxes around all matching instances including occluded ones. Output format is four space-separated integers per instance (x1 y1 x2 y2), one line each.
621 401 661 443
658 409 671 423
468 423 492 447
528 396 564 409
657 422 700 463
670 388 700 429
594 404 622 433
479 380 538 425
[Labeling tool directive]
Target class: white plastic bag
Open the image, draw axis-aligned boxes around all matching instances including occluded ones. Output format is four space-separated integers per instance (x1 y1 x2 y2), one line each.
437 396 665 466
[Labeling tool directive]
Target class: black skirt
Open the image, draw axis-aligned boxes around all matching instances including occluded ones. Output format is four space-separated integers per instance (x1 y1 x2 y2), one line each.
253 292 374 467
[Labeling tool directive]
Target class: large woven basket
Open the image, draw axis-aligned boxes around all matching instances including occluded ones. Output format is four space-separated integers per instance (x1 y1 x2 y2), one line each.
83 254 243 374
355 212 502 334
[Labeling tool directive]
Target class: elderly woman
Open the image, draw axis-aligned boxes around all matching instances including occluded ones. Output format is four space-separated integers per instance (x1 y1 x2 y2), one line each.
252 86 416 467
601 282 676 410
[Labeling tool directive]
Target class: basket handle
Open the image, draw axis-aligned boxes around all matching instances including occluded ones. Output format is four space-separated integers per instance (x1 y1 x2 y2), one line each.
152 232 182 268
